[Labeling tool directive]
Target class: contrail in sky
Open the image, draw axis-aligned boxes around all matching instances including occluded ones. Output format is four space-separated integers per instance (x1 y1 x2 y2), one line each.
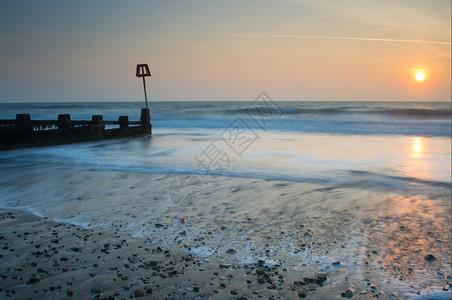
226 33 451 45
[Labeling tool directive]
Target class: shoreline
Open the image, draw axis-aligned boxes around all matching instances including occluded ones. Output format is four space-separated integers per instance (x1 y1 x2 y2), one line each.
0 171 450 299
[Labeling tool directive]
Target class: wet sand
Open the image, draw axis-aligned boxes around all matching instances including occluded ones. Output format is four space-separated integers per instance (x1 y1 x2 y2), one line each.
0 171 450 299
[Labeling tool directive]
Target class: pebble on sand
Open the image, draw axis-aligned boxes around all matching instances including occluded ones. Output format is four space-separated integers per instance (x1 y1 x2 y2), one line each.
341 288 355 298
424 254 436 262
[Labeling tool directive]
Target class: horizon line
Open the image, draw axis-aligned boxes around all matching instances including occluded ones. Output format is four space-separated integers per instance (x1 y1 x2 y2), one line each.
0 99 450 104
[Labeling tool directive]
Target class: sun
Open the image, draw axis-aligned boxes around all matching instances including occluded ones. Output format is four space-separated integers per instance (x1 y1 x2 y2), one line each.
415 72 426 81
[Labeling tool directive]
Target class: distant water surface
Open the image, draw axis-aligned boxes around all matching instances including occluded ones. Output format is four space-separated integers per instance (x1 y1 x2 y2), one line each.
0 101 450 137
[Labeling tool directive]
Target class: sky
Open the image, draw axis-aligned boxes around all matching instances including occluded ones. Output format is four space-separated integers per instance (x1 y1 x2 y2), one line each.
0 0 450 102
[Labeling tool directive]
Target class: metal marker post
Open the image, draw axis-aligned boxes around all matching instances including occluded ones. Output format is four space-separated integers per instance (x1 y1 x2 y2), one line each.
142 76 148 109
136 64 151 109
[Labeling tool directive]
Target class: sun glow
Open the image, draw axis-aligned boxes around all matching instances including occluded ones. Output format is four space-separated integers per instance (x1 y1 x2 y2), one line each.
412 137 423 157
415 72 426 81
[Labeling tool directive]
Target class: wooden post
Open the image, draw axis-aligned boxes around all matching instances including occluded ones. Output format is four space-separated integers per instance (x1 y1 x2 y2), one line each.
15 114 33 132
91 115 105 134
119 116 129 128
58 114 71 129
141 108 150 125
91 115 103 125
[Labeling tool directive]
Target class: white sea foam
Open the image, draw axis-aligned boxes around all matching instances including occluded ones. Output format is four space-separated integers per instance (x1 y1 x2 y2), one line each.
237 256 280 268
132 229 151 239
52 218 91 229
186 247 216 258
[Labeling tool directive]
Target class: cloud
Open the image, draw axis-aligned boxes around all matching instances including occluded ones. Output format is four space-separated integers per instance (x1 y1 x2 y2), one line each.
226 33 451 46
279 0 450 44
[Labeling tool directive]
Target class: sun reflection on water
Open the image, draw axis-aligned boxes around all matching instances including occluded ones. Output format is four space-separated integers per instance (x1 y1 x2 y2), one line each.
412 137 423 158
403 136 433 181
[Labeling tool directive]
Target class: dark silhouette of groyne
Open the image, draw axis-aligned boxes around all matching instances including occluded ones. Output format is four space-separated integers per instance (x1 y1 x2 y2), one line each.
0 108 151 150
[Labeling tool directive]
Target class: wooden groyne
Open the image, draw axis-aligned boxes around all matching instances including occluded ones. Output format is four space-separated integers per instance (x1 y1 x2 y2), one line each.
0 108 152 150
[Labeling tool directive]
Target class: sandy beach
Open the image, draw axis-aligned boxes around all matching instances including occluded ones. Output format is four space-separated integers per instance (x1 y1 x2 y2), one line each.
1 169 450 299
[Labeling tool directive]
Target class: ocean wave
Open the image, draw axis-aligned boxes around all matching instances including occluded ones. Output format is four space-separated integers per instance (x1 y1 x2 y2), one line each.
224 106 451 119
225 106 353 116
374 108 451 118
35 161 451 192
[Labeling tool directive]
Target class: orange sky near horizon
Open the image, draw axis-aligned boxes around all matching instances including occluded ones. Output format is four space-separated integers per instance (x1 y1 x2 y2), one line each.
0 0 450 102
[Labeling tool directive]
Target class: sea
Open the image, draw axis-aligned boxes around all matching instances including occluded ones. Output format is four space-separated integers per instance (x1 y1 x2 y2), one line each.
0 99 451 298
0 100 450 184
